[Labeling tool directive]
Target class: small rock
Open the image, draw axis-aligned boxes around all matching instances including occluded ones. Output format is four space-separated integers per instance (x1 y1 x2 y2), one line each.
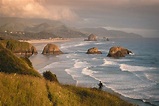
86 47 102 54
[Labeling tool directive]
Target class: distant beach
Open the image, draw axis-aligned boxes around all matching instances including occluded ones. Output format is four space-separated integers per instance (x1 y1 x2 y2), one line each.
20 38 70 44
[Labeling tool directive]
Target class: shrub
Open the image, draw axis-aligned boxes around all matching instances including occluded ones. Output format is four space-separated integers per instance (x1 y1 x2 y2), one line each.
43 71 59 83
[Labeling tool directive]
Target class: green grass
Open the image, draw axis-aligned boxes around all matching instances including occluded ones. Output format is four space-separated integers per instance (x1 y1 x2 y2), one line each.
0 73 51 106
0 73 135 106
1 39 29 52
0 39 37 54
0 44 41 77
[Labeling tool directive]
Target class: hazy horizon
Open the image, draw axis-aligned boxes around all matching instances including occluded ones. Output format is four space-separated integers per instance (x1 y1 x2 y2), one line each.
0 0 159 37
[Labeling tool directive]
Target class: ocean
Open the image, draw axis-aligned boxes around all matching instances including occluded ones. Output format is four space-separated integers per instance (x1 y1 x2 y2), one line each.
30 38 159 106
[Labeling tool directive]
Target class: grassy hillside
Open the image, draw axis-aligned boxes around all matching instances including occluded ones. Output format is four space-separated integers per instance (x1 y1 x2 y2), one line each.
0 39 37 54
0 73 135 106
0 44 41 77
0 73 50 106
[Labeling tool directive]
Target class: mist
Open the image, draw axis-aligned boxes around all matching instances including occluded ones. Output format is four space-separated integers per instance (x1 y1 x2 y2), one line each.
0 0 159 37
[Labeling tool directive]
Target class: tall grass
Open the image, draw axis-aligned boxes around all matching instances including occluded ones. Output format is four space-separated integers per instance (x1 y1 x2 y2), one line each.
0 73 52 106
0 72 136 106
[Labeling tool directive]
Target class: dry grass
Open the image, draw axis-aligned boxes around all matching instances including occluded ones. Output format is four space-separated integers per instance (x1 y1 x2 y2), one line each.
0 73 51 106
0 72 136 106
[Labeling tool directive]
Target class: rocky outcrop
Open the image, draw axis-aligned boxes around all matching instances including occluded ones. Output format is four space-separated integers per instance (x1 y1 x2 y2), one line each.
0 39 37 57
85 34 97 41
0 43 41 77
6 42 37 56
86 47 102 54
107 46 132 58
42 43 63 55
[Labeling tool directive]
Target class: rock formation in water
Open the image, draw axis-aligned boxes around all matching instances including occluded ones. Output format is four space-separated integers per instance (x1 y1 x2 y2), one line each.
107 46 132 58
42 43 63 55
85 34 97 41
86 47 102 54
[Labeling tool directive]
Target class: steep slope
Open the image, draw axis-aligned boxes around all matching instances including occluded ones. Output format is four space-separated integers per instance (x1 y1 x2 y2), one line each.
0 73 134 106
0 43 41 77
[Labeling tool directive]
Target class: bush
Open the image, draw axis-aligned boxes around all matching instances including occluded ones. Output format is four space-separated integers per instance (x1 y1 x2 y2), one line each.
43 71 58 83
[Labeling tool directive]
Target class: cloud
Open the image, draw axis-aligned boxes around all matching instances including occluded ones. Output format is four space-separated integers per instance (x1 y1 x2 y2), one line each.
0 0 78 20
0 0 158 37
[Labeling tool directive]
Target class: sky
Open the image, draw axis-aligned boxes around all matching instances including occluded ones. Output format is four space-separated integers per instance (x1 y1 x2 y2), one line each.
0 0 159 37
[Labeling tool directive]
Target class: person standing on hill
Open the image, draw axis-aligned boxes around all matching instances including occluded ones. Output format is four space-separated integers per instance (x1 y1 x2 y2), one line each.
98 81 103 90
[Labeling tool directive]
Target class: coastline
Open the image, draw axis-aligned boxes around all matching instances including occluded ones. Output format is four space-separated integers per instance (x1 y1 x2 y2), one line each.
28 39 154 106
20 38 70 44
28 38 77 85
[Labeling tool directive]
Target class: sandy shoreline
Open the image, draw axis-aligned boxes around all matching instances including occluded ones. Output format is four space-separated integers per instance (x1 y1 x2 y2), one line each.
20 38 70 44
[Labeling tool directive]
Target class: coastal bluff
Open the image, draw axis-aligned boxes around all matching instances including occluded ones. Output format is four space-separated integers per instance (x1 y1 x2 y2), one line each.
107 46 132 58
42 43 63 55
86 47 102 54
0 39 37 56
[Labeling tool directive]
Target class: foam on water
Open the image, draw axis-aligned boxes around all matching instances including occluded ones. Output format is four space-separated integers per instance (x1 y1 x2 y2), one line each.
32 38 159 106
65 69 80 78
74 42 89 47
101 58 117 66
120 64 156 72
144 73 159 83
82 67 99 76
95 42 106 45
129 52 135 55
61 41 89 49
74 60 90 68
92 58 98 60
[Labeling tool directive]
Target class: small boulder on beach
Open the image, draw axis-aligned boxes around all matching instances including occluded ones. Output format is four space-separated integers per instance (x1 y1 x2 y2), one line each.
86 47 102 54
107 46 132 58
42 43 63 55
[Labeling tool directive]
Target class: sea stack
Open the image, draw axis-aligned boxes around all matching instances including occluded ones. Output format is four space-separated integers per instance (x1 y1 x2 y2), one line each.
42 43 63 55
107 46 132 58
87 34 97 41
86 47 102 54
